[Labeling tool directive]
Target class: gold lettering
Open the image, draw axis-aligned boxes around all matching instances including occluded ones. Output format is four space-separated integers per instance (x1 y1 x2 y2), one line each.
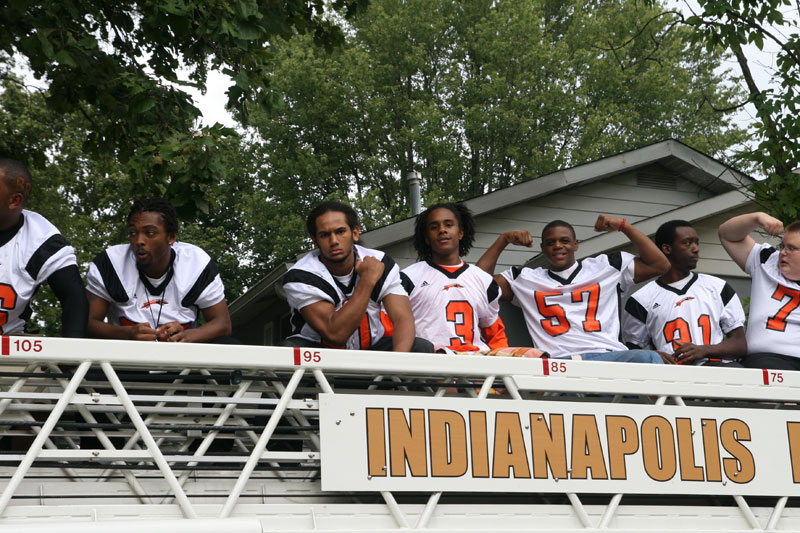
720 419 755 484
570 414 608 479
388 408 428 477
470 411 490 478
429 410 468 477
641 416 676 481
530 413 568 479
676 418 703 481
606 415 638 480
492 412 531 478
787 422 800 483
366 408 386 477
701 419 722 482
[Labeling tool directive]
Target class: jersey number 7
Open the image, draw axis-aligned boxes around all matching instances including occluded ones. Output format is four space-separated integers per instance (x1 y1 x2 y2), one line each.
534 284 601 336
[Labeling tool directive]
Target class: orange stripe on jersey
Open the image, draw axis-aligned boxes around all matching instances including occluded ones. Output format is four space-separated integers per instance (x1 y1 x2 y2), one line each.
480 318 509 349
380 311 394 337
437 263 464 273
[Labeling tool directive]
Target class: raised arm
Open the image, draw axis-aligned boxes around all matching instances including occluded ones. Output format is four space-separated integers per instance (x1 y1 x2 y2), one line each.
718 212 783 271
594 215 669 283
476 231 532 301
298 256 385 346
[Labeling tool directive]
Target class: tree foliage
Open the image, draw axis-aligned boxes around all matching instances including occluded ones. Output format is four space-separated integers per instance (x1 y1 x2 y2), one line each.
244 0 748 251
0 0 366 216
676 0 800 222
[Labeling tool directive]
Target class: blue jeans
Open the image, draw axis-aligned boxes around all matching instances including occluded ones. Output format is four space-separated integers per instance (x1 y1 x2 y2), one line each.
579 349 663 364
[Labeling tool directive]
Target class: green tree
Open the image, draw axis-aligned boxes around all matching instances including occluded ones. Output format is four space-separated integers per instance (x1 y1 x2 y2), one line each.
0 76 261 334
246 0 748 237
0 0 366 215
674 0 800 221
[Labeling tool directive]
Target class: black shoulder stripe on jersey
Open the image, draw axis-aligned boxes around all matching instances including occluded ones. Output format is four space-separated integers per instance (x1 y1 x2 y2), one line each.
511 266 522 280
624 297 648 323
721 282 736 306
283 269 340 306
487 280 500 303
26 234 70 280
370 254 396 302
761 246 776 263
92 250 128 303
181 260 221 308
400 272 415 295
607 251 623 271
289 309 306 336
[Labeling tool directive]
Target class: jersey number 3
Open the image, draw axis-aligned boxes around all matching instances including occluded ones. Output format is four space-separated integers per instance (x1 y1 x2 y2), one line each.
446 301 475 348
0 283 18 334
535 284 601 336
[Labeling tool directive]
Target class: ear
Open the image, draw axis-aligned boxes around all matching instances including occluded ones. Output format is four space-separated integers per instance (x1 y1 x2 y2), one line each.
457 227 464 241
8 192 23 210
167 234 177 246
574 239 579 250
352 226 360 242
661 243 672 256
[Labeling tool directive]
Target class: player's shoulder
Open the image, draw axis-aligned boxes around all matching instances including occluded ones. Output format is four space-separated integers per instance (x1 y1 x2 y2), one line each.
694 272 726 288
355 244 384 260
172 241 211 264
401 260 428 277
94 243 130 265
21 210 61 237
627 279 662 305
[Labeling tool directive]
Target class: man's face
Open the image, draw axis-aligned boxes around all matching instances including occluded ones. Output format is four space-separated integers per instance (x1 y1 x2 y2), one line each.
312 211 359 266
779 231 800 279
0 173 24 226
665 226 699 271
541 225 578 271
128 211 175 275
425 208 463 260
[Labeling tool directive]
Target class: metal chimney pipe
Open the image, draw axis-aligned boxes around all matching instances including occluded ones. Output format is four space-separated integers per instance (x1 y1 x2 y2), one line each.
407 171 422 216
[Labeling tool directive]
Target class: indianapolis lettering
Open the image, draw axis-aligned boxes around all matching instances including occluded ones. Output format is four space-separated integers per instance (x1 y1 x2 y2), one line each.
365 408 759 483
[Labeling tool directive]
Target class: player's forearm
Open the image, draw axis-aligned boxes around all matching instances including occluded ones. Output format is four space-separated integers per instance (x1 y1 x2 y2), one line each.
48 266 88 338
476 235 511 274
87 318 131 340
184 317 231 343
718 213 764 243
391 318 415 352
707 330 747 359
623 223 669 274
323 281 375 345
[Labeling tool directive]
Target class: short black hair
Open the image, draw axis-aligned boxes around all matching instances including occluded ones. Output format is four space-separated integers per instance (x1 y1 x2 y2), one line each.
0 158 33 202
542 220 576 240
655 220 693 250
128 198 179 237
306 201 360 237
413 202 476 261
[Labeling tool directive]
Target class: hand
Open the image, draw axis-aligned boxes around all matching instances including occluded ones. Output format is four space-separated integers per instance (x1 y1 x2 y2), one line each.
503 230 533 247
657 350 678 364
758 213 784 236
355 256 385 286
128 323 158 341
594 214 624 233
157 321 186 342
672 341 709 364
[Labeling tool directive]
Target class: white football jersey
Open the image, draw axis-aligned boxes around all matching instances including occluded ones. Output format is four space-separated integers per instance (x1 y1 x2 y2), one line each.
501 252 635 357
86 242 225 329
622 272 745 363
401 261 501 351
0 210 77 334
745 243 800 358
283 244 406 349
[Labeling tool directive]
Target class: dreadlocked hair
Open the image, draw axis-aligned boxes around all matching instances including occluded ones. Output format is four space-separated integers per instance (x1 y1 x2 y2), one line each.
413 202 476 261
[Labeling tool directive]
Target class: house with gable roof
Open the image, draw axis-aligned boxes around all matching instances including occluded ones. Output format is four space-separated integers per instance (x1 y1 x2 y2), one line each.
230 140 759 346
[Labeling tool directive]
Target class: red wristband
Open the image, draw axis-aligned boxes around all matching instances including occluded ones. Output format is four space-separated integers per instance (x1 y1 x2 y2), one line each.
618 218 627 232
